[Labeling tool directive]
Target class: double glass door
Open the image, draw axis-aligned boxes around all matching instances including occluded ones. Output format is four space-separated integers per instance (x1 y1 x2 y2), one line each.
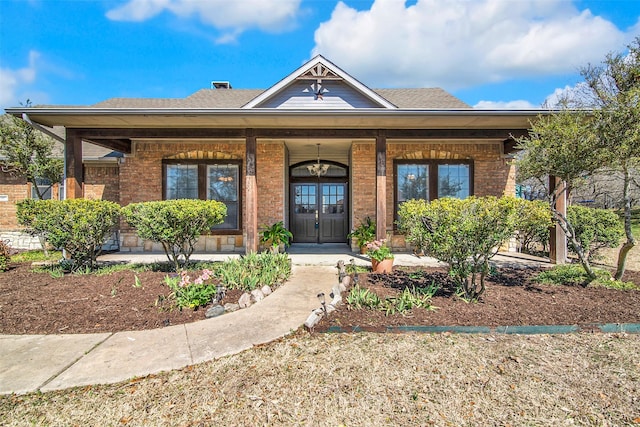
291 183 347 243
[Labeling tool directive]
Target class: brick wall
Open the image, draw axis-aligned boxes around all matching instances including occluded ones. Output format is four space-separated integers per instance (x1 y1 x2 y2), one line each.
0 173 28 230
349 141 514 251
257 141 286 229
84 165 120 202
118 140 247 252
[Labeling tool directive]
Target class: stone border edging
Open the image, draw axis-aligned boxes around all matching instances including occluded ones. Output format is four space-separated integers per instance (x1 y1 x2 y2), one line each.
323 323 640 334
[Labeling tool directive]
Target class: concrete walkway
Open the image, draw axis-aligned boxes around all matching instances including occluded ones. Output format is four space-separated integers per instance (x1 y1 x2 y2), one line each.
0 248 549 395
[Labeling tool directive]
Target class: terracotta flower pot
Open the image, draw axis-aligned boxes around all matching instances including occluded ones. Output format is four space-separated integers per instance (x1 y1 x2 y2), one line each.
371 258 393 273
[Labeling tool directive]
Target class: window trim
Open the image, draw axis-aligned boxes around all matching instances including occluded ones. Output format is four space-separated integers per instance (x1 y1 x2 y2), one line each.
394 159 474 226
162 159 243 234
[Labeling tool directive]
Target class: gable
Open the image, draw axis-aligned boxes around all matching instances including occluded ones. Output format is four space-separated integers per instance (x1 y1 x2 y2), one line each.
243 55 397 109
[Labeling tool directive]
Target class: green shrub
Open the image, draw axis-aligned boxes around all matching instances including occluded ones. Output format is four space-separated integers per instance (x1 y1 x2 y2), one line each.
17 199 120 271
396 199 430 254
0 239 11 271
535 264 637 289
398 196 519 301
566 206 624 261
122 199 226 271
515 199 553 254
260 221 293 253
164 270 219 310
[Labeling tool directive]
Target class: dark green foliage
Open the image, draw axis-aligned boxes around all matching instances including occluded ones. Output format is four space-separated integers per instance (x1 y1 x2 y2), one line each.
260 221 293 252
567 206 623 261
16 199 121 271
347 217 376 249
122 199 227 271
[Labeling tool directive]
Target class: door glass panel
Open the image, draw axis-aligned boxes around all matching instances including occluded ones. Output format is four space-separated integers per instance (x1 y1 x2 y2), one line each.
322 184 344 214
294 185 317 214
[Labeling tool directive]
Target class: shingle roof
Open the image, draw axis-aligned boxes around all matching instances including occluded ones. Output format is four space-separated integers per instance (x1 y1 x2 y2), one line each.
92 87 469 109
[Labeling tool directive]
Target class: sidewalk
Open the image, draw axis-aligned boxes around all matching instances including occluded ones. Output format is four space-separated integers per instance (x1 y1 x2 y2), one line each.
0 248 549 395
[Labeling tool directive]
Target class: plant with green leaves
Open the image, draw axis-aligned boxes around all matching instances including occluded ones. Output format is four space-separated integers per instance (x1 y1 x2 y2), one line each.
398 196 519 301
347 217 376 250
0 108 63 200
514 198 553 254
164 269 219 310
0 240 11 272
535 264 637 290
16 199 120 271
260 221 293 253
215 251 291 291
346 285 381 310
397 199 430 255
567 205 623 261
122 199 226 271
516 108 605 282
578 37 640 279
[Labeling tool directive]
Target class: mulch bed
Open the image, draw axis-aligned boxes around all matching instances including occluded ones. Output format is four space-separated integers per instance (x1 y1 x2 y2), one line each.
0 262 639 335
314 266 640 333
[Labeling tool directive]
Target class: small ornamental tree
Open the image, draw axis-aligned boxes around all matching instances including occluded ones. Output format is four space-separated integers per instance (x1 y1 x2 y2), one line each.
122 199 227 271
566 206 624 262
398 196 519 301
16 199 121 270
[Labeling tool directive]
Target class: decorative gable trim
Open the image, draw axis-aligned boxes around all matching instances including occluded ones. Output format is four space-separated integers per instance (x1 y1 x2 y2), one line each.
242 55 397 109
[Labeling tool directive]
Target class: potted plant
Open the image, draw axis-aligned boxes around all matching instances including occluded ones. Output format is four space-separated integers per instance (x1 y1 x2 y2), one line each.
347 217 376 253
366 239 394 273
260 221 293 253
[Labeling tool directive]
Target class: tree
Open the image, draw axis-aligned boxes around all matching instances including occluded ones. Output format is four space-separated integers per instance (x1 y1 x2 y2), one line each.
516 108 605 282
579 37 640 279
0 106 63 200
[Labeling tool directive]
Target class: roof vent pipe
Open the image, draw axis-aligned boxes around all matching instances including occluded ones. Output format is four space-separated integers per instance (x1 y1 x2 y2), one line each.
211 81 232 89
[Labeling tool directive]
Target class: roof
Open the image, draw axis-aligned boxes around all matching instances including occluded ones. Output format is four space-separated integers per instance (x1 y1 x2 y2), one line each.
92 87 469 109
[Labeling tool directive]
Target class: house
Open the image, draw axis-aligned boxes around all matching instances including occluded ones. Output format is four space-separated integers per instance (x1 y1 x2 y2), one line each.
3 55 542 254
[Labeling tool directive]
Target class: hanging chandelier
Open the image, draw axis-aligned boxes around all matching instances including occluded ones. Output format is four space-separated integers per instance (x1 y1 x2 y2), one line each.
307 143 330 177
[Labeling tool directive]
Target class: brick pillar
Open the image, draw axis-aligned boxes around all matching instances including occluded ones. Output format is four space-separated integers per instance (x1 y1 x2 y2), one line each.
65 129 83 199
246 130 258 253
376 131 386 241
549 176 567 264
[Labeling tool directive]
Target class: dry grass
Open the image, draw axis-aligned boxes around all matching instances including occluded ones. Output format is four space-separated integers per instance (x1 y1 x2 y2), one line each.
2 332 639 426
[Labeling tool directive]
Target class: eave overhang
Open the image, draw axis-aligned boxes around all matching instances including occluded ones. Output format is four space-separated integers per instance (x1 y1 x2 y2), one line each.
5 107 548 130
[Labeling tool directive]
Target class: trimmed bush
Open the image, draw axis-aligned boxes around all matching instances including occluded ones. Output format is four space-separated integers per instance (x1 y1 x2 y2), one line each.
122 199 227 271
16 199 121 271
397 196 519 301
567 205 623 261
0 240 11 272
514 199 553 254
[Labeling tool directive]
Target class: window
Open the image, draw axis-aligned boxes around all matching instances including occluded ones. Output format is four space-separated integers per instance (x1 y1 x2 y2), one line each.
31 177 61 200
395 160 472 218
163 160 241 230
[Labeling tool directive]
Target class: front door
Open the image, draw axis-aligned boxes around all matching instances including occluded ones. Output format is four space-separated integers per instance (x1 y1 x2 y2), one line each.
291 183 347 243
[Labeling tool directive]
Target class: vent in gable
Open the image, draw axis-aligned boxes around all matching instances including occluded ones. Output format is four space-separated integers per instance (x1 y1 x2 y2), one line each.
211 81 232 89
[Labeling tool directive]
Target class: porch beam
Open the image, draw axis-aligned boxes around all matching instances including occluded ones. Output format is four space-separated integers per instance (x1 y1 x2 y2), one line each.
245 129 258 254
549 176 567 264
376 130 387 241
65 129 83 199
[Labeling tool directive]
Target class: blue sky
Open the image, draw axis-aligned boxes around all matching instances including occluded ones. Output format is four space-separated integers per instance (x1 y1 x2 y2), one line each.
1 0 639 111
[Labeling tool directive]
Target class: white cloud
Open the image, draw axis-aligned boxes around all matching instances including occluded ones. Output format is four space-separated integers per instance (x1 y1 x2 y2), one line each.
474 100 540 110
106 0 302 43
0 51 41 109
312 0 631 90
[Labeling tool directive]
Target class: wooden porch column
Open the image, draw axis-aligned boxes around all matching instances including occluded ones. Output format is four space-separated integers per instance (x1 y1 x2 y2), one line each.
245 130 258 253
65 129 83 199
549 176 567 264
376 130 387 241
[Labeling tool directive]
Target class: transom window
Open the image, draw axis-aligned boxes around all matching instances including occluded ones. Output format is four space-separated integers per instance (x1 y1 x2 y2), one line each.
395 160 473 218
163 160 241 230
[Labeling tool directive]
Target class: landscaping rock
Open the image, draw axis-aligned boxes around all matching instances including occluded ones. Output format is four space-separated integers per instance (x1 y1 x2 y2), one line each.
238 293 252 309
261 285 272 296
251 289 265 302
205 304 225 318
224 303 240 313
